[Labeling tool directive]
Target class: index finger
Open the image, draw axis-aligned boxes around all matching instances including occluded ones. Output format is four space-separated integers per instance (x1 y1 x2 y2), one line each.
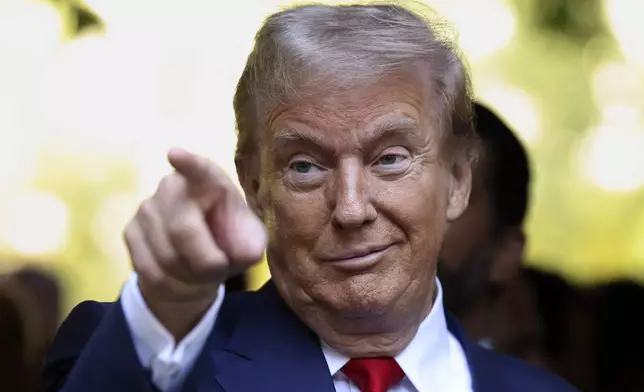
167 147 234 192
167 148 244 212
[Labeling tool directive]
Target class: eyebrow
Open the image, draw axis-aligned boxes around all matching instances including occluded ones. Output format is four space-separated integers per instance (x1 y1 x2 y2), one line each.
365 116 419 143
271 116 420 152
273 127 328 149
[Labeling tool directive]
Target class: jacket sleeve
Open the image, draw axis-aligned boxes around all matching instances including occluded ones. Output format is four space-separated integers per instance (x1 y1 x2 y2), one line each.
120 274 224 391
41 274 225 392
41 300 154 392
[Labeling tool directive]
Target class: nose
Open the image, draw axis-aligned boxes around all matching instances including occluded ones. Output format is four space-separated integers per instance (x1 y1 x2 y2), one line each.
330 160 377 229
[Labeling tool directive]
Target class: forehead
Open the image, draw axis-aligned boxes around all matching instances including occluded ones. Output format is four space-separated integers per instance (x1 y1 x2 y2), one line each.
263 71 435 149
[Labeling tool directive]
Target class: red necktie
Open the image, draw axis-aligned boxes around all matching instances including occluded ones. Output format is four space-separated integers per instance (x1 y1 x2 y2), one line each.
342 358 405 392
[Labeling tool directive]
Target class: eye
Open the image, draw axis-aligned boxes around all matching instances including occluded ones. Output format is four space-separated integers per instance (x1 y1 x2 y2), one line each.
289 161 319 173
375 154 406 166
375 154 407 166
371 149 411 176
286 159 326 188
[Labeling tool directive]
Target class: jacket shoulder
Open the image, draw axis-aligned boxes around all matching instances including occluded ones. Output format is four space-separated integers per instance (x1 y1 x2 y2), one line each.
42 301 115 391
46 301 113 359
217 289 271 325
471 346 578 392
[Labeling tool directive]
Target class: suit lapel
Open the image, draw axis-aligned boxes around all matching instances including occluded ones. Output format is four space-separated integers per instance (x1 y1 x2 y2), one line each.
182 282 336 392
446 313 508 392
183 284 511 392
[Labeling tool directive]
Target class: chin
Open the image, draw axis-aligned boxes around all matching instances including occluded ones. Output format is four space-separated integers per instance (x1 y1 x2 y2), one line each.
315 273 406 318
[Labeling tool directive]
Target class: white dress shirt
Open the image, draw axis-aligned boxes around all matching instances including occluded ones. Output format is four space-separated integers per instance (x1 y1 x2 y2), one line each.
121 274 473 392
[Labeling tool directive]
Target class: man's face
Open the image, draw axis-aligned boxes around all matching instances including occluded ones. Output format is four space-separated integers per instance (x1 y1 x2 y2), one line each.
245 71 471 328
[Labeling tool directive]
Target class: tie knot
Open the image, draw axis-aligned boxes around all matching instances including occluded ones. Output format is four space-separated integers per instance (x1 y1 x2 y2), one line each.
342 357 405 392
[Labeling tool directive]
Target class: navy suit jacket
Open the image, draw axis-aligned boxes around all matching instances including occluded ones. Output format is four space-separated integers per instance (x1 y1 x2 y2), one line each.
42 281 577 392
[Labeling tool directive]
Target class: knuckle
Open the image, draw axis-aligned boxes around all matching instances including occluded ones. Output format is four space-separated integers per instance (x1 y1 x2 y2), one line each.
155 246 178 267
180 244 227 277
194 253 227 271
138 198 156 219
229 248 263 266
158 174 175 192
122 223 135 246
157 173 186 198
123 221 144 254
190 260 227 282
167 215 197 241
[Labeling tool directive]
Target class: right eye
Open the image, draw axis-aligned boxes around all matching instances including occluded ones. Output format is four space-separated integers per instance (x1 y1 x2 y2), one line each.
286 159 327 187
289 161 319 174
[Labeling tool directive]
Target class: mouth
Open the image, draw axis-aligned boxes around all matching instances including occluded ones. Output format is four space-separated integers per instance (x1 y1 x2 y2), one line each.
321 244 393 272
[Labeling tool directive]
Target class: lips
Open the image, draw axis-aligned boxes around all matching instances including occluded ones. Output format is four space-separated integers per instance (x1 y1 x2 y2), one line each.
320 244 392 262
318 244 393 272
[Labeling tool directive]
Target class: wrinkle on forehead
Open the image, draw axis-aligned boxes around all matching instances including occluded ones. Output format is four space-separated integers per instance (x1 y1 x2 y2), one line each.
263 68 433 126
262 73 437 155
271 115 426 155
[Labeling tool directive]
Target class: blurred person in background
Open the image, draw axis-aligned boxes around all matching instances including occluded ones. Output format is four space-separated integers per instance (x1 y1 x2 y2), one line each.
42 3 576 392
594 280 644 392
12 266 62 346
501 267 595 391
0 266 61 392
0 275 39 392
436 103 596 391
438 102 530 347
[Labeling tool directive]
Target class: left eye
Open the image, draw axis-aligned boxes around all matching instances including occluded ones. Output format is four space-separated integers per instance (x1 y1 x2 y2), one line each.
376 154 404 165
291 161 316 173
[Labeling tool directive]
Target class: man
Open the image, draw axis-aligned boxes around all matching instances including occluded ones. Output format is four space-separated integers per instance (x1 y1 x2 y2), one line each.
438 103 531 348
42 4 575 392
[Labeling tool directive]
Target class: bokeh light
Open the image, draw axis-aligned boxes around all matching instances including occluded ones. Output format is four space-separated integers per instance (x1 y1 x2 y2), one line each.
585 59 644 192
579 122 644 193
91 192 139 274
0 191 70 256
0 0 63 190
477 84 542 144
604 0 644 66
633 210 644 264
0 0 63 56
0 0 642 308
592 61 643 108
433 0 516 62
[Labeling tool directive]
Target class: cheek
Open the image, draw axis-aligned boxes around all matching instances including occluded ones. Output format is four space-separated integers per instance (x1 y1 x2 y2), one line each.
378 167 449 240
265 183 329 248
372 175 448 279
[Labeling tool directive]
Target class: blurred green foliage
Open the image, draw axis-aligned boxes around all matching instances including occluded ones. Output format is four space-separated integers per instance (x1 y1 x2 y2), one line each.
6 0 640 312
48 0 103 35
32 149 137 311
500 0 644 284
513 0 609 43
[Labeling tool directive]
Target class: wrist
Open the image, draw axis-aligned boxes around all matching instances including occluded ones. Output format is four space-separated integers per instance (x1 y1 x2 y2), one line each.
139 283 218 342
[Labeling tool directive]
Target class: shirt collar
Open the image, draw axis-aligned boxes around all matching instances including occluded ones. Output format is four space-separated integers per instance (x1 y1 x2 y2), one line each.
321 279 459 392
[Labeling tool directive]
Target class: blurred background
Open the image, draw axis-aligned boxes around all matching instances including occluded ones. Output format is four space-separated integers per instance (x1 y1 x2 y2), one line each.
0 0 643 389
2 0 642 311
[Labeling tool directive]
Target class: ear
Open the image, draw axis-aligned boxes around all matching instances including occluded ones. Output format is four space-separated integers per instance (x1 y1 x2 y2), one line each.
235 154 264 220
490 228 525 283
446 157 472 222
